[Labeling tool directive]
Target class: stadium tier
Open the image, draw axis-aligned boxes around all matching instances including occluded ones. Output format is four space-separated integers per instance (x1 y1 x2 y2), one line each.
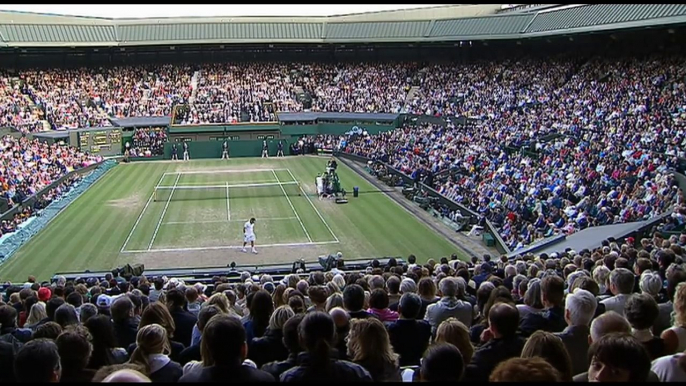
0 4 685 384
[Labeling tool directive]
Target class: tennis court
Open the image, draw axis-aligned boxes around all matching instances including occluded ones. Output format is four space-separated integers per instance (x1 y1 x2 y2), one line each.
120 168 339 253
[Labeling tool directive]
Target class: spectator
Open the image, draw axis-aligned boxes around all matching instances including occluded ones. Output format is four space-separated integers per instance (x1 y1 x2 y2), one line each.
249 305 294 368
490 357 562 382
343 284 377 320
14 338 62 383
280 311 372 382
179 315 275 382
584 333 652 382
385 293 432 366
0 304 32 343
33 322 63 341
424 277 472 334
178 305 221 366
306 286 327 313
418 343 465 382
261 314 304 379
165 289 197 348
625 293 665 360
130 302 185 362
519 275 566 336
464 302 525 382
79 303 97 325
521 331 573 381
102 369 152 383
415 277 439 319
329 307 350 360
601 268 636 316
25 302 47 330
346 317 401 382
111 296 138 349
366 289 398 322
84 315 128 369
555 288 597 376
54 303 79 329
434 318 474 366
639 270 672 335
651 347 686 382
55 325 96 383
128 324 182 382
386 276 401 305
662 282 686 355
243 290 274 343
516 279 544 319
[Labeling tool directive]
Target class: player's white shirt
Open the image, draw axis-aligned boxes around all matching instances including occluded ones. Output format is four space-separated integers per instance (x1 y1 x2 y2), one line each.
244 221 256 243
244 221 255 236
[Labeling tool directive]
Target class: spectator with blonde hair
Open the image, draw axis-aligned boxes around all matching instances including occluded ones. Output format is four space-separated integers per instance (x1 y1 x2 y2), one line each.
521 331 573 381
434 317 474 365
346 317 401 382
593 265 612 298
102 369 152 383
128 324 182 382
129 302 184 362
662 282 686 354
25 301 48 330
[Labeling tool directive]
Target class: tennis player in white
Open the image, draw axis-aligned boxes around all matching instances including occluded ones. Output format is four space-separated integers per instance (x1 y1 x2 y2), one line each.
242 217 257 254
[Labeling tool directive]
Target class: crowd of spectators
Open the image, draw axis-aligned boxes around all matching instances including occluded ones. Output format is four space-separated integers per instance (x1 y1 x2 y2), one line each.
0 135 102 210
127 127 168 158
344 53 686 249
2 233 686 382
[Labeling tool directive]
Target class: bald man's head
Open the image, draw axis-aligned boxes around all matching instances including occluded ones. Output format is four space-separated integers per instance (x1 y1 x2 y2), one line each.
329 307 350 328
102 369 151 383
590 311 631 343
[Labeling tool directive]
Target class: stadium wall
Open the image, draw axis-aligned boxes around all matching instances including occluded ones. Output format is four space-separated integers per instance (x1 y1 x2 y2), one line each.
162 139 291 159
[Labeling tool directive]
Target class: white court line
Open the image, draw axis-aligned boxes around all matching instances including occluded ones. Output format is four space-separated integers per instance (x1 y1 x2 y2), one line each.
155 181 298 190
271 169 312 243
286 168 340 243
120 173 167 253
148 173 180 250
163 168 289 176
121 240 339 254
162 217 299 225
160 180 282 187
226 182 231 221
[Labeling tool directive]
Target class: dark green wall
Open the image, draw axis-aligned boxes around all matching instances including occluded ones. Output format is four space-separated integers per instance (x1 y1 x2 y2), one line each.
163 139 291 159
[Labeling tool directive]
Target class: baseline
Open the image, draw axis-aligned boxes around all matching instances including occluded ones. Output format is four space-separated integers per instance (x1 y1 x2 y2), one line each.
121 240 339 254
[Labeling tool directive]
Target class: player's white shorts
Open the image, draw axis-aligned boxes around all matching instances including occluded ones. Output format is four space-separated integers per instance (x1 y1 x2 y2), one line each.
244 234 256 243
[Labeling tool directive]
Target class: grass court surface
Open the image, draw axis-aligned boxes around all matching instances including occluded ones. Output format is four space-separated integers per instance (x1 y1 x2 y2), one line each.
0 156 463 282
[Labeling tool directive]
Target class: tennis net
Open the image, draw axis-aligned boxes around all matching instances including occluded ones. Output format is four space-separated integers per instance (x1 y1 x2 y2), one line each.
153 181 302 202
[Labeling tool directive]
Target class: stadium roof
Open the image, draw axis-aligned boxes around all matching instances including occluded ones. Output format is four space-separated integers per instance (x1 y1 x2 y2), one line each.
0 4 684 47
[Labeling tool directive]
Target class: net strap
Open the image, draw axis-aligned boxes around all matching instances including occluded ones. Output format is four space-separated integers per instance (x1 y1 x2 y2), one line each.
155 181 299 190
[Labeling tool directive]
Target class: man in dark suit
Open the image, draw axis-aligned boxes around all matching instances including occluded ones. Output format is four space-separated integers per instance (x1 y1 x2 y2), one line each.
165 289 197 348
179 315 275 382
555 288 597 376
463 303 526 382
386 293 432 366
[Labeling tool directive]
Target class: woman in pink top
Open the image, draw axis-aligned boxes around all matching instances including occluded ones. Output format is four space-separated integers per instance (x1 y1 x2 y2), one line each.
366 289 399 322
